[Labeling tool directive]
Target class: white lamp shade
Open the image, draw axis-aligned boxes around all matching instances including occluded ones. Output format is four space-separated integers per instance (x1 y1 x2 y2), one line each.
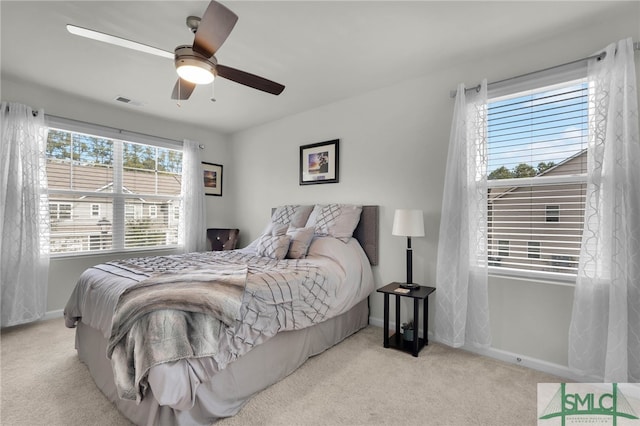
392 209 425 237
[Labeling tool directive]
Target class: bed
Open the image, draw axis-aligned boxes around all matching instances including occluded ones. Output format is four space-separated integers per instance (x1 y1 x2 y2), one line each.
64 204 378 425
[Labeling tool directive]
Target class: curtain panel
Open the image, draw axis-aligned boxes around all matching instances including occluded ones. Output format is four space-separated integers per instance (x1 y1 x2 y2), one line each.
0 102 50 327
179 139 206 253
434 80 492 348
568 38 640 382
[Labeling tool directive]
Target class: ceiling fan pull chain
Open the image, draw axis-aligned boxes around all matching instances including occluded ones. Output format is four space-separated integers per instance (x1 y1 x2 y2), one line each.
211 81 216 102
177 80 181 107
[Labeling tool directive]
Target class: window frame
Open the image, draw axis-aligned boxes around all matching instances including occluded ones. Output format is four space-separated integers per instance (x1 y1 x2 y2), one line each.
45 116 184 258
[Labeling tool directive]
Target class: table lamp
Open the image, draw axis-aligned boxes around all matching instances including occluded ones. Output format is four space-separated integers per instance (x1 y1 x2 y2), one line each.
392 209 424 289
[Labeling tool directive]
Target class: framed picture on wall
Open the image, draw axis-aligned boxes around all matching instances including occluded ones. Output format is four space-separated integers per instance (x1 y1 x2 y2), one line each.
299 139 339 185
202 162 223 196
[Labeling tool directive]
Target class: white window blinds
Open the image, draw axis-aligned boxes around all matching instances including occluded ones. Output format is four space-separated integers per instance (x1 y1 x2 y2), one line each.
45 119 183 255
486 79 588 280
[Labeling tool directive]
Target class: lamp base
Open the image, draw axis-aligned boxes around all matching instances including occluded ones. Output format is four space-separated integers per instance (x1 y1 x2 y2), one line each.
399 283 420 290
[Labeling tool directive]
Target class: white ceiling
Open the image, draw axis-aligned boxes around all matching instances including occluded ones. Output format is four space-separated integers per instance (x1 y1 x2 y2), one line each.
0 1 628 134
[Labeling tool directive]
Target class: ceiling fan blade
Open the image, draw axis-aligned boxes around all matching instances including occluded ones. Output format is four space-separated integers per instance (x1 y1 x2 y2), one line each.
193 1 238 58
66 25 174 59
216 65 285 95
171 78 197 100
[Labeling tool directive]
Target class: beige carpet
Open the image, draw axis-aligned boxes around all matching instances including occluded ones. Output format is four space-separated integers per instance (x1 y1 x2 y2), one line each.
1 318 562 425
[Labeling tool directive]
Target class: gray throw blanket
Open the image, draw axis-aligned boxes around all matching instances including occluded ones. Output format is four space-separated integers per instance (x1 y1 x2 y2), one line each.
106 264 248 402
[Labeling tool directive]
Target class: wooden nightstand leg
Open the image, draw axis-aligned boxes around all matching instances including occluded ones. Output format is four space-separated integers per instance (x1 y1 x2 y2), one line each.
413 297 419 357
383 294 389 348
395 295 401 347
423 295 429 346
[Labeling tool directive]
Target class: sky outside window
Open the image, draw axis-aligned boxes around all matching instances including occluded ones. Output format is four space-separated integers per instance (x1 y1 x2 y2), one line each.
487 81 588 178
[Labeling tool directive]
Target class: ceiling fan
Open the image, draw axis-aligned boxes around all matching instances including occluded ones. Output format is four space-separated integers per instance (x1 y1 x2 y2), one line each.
66 0 285 100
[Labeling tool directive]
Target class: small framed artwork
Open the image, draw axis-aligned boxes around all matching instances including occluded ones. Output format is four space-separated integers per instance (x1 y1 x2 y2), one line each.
299 139 339 185
202 162 223 196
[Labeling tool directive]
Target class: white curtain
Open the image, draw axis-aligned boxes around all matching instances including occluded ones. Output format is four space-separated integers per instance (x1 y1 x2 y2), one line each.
179 139 206 253
0 102 50 327
568 38 640 383
434 80 492 348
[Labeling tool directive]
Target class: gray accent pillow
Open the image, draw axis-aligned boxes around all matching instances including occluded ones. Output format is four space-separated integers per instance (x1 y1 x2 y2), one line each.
286 226 315 259
256 235 291 260
306 204 363 241
271 205 314 228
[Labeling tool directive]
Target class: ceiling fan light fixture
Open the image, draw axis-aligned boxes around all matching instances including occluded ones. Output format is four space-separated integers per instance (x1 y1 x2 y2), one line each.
177 62 215 84
174 45 216 85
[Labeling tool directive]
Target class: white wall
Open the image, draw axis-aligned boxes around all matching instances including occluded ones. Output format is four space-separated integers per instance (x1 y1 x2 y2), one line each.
229 4 639 373
1 76 235 312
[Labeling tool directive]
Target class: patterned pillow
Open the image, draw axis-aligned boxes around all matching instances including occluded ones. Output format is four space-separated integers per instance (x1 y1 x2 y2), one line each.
263 221 289 236
305 204 362 241
271 205 314 228
256 235 291 260
286 226 315 259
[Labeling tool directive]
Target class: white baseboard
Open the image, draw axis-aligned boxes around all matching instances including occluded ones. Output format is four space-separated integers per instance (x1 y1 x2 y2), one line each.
369 315 598 383
43 309 64 321
458 344 597 382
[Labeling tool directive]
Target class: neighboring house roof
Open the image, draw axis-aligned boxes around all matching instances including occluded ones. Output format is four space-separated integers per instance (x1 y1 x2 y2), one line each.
80 182 146 202
489 149 587 202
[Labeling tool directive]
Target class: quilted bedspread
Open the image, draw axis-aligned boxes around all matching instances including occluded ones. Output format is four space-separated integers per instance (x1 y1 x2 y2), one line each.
64 250 340 403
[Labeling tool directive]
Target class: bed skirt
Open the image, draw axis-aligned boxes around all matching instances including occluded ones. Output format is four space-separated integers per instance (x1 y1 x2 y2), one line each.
75 298 369 425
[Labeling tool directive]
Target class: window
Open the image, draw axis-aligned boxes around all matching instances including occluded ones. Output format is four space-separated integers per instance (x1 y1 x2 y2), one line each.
50 203 72 220
527 241 541 259
498 240 510 257
545 205 560 222
45 122 183 255
486 78 587 279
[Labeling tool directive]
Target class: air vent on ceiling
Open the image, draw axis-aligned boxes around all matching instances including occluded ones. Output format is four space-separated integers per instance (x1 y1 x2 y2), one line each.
114 96 144 107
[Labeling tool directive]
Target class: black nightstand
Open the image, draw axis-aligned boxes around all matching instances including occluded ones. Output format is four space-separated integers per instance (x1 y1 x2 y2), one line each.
377 282 436 357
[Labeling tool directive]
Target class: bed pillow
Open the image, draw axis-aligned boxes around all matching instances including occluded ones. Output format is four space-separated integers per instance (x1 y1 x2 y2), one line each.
262 221 289 237
256 234 291 260
305 204 362 242
271 205 314 228
286 226 315 259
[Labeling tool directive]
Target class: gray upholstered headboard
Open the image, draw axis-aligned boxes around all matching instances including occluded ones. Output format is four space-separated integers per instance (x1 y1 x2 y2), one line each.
271 205 379 266
353 205 379 266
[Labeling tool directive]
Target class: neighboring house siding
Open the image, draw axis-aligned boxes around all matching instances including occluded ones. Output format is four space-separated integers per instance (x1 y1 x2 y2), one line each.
488 153 586 274
47 160 181 253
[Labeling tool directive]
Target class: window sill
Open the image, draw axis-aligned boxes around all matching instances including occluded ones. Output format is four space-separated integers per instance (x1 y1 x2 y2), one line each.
488 266 576 287
50 246 182 260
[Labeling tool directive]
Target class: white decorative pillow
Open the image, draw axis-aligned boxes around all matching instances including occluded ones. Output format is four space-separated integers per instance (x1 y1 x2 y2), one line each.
305 204 362 242
262 221 289 236
271 205 314 228
256 235 291 260
286 226 315 259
